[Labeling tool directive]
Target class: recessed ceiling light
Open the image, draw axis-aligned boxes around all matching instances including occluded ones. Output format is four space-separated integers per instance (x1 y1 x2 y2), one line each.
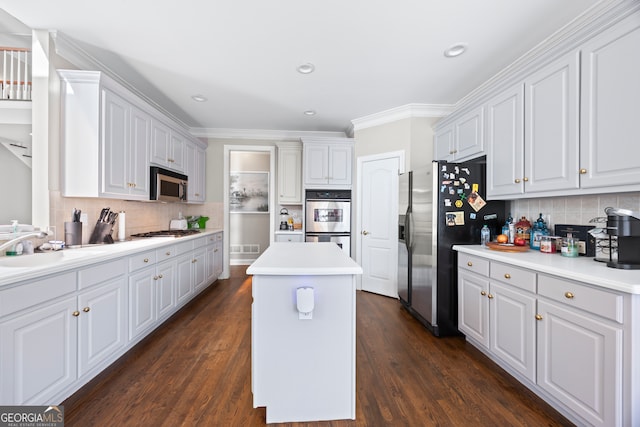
444 43 468 58
303 110 316 116
297 63 315 74
191 94 207 102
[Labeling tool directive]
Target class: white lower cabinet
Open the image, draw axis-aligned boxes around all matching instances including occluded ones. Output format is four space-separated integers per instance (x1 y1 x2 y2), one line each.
205 232 223 283
458 252 626 427
275 233 304 243
0 296 78 405
0 231 223 406
1 259 127 405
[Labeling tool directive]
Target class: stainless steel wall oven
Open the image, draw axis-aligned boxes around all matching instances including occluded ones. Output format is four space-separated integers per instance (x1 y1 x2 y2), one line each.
305 190 351 256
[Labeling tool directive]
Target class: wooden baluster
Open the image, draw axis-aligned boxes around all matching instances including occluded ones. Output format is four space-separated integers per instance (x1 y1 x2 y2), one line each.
16 50 21 100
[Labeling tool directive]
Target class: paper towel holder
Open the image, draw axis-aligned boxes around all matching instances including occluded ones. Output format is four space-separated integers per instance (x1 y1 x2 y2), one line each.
296 287 314 320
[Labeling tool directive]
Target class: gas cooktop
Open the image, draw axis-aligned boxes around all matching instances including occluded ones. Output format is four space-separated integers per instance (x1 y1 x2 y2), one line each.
131 229 201 238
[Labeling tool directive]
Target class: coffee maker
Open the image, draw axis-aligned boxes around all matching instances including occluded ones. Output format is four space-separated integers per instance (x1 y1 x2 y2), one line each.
605 207 640 269
279 208 289 231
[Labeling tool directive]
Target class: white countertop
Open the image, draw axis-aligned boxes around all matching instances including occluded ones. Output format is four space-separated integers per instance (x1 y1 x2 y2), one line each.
453 245 640 294
247 242 363 276
0 229 223 289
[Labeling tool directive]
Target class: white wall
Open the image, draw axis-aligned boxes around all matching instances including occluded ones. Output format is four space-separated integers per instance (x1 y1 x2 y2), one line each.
0 144 31 223
354 117 437 172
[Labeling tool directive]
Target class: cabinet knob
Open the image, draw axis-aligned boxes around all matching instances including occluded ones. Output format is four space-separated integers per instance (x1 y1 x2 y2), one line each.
144 258 149 263
158 274 163 279
72 311 80 317
523 177 529 182
514 179 521 183
192 259 197 263
579 168 587 174
153 275 159 280
480 291 487 296
535 314 543 321
83 307 90 313
214 248 219 252
166 251 171 256
467 261 473 267
564 291 575 299
504 273 511 279
487 293 494 299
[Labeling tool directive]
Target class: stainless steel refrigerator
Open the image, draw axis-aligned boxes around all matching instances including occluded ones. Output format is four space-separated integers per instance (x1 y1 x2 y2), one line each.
398 158 505 336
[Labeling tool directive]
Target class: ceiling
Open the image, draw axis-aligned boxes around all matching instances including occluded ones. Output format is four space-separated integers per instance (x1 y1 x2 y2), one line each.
0 1 601 136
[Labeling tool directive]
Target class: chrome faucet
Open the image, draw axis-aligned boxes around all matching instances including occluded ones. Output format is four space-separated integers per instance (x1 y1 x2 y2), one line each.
0 231 49 253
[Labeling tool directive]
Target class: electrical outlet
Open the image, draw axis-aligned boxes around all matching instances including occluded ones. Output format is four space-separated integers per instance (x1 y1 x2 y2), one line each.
80 213 88 225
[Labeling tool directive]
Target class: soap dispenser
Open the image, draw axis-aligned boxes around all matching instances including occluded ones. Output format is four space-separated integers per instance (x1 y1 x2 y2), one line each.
6 220 19 256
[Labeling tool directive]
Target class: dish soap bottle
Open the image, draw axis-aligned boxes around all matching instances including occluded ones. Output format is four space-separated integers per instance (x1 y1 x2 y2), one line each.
481 225 490 248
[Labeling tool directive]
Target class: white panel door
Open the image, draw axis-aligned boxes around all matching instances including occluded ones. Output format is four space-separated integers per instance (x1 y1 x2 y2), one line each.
490 281 536 382
524 51 580 193
537 300 621 427
486 84 525 198
580 12 640 188
129 106 151 199
77 278 126 377
457 270 489 349
360 156 398 298
102 89 130 196
0 297 78 404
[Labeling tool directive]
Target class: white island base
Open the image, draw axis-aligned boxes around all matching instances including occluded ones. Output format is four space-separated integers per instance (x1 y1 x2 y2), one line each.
247 243 363 424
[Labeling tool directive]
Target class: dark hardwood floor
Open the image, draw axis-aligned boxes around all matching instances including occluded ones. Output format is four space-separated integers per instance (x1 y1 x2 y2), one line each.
63 266 573 426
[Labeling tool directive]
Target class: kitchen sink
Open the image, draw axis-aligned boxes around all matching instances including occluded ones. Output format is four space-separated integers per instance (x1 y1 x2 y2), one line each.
0 249 102 268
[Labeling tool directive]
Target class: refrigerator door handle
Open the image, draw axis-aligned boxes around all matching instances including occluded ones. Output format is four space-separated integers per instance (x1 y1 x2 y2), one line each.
406 209 412 250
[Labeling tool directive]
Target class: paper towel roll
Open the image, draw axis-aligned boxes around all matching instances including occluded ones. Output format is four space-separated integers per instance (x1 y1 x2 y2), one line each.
118 211 126 241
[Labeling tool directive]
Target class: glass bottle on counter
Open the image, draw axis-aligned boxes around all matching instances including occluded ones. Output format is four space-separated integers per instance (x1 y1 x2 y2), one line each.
481 225 491 248
530 213 549 250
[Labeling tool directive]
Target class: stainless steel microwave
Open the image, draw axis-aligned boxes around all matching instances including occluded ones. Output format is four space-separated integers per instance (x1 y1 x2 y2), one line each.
150 166 188 202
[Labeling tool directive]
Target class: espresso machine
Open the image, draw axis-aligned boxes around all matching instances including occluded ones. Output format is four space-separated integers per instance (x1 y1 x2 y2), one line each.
605 207 640 269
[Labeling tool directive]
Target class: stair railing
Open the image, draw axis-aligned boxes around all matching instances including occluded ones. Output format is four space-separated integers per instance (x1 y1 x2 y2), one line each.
1 47 32 100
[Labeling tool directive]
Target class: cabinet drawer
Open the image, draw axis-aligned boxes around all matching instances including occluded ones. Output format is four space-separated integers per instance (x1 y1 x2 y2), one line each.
490 262 536 293
128 250 156 272
79 258 126 290
175 240 193 256
0 271 77 317
538 274 623 323
192 236 207 249
156 245 176 262
458 253 489 276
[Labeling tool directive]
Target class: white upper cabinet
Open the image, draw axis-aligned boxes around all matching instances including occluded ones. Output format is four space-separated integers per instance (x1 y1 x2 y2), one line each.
486 84 525 197
60 69 206 201
185 140 206 204
434 106 485 162
60 70 151 201
302 138 353 189
101 89 151 200
579 12 640 189
276 142 302 204
488 52 580 199
523 51 580 194
150 121 185 173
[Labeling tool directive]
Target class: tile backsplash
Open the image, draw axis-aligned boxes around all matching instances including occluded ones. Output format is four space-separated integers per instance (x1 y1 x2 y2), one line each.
508 192 640 229
49 191 223 245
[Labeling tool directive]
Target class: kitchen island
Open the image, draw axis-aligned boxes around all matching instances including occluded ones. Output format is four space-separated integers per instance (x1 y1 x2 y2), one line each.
247 242 362 424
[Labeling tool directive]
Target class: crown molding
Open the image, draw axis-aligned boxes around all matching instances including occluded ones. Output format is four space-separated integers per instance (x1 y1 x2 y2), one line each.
350 103 455 132
453 0 639 112
189 127 348 141
51 31 192 130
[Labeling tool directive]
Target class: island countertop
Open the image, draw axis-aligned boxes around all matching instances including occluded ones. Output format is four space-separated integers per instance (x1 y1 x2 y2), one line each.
246 242 363 276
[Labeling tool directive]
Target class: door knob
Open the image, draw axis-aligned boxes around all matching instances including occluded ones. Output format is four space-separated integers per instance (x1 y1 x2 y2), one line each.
362 230 369 235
